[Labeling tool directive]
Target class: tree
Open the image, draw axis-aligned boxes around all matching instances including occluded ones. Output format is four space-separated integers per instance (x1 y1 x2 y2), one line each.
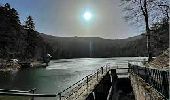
158 3 169 22
23 16 36 58
4 3 10 10
10 8 21 30
121 0 169 61
24 16 35 30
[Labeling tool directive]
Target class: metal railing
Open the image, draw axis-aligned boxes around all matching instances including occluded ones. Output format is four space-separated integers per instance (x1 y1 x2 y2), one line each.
128 63 169 99
58 64 111 100
0 88 57 100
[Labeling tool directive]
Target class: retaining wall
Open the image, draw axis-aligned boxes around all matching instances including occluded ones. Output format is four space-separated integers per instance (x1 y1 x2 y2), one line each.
130 73 165 100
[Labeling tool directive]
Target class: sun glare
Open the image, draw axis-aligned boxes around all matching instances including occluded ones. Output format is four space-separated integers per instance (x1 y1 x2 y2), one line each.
83 11 92 21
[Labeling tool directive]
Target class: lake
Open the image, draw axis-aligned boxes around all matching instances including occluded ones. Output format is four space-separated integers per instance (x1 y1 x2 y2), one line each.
0 57 146 100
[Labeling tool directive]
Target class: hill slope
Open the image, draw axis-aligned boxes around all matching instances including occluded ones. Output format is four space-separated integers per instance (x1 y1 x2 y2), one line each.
40 33 147 59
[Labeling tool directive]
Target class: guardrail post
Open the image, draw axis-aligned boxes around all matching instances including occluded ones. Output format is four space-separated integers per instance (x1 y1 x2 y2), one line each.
144 67 147 82
30 88 36 100
110 69 117 85
128 63 130 73
162 71 169 99
137 66 139 75
58 92 62 100
106 66 107 72
86 76 88 91
148 68 151 85
96 70 98 81
101 67 103 75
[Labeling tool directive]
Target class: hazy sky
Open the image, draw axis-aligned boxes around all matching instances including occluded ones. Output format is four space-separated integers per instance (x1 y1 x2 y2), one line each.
1 0 141 39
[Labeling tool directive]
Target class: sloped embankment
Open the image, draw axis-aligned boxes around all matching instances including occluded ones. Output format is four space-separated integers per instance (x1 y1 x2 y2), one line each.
149 48 169 69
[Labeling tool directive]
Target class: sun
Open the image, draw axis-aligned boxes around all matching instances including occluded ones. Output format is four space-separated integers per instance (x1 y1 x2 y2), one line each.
83 11 92 21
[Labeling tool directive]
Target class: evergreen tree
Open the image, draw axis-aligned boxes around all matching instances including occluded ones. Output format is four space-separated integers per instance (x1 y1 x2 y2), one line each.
10 8 21 30
24 16 35 30
4 3 10 10
24 16 37 58
10 8 20 24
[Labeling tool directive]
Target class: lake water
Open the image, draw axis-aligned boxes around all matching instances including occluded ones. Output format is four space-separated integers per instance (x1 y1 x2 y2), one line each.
0 57 146 100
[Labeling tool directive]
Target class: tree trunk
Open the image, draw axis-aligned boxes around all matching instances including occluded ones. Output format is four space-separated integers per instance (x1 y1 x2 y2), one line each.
144 0 152 62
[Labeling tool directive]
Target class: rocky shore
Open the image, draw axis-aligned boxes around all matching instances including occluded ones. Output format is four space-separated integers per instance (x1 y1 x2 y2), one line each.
0 59 20 72
0 59 47 72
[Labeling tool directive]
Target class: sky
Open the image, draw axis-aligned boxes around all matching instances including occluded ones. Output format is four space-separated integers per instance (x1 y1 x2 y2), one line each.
1 0 142 39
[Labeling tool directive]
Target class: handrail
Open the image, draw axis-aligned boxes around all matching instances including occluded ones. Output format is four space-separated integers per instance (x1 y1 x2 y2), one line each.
58 63 111 100
128 63 169 99
0 92 57 97
0 89 30 93
0 88 57 100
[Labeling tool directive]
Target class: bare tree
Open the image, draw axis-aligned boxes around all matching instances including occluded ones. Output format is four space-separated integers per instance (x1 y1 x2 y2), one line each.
158 4 169 22
121 0 169 61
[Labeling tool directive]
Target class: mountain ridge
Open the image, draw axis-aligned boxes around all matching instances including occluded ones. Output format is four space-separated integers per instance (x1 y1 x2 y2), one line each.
39 32 146 59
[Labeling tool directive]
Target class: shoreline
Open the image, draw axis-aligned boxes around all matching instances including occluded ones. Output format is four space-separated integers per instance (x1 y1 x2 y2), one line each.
0 68 19 72
0 61 48 72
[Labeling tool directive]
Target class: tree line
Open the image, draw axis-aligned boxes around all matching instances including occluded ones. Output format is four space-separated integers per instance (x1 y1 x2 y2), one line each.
0 3 50 61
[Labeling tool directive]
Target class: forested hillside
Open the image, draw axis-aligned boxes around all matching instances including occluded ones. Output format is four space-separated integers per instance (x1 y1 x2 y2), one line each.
0 3 50 61
40 34 147 59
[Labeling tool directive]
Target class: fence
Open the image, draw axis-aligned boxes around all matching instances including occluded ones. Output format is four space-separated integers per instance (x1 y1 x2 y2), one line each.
58 64 111 100
0 88 57 100
128 63 169 99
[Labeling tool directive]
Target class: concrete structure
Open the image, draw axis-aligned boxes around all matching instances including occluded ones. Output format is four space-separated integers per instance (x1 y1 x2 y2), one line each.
130 73 165 100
